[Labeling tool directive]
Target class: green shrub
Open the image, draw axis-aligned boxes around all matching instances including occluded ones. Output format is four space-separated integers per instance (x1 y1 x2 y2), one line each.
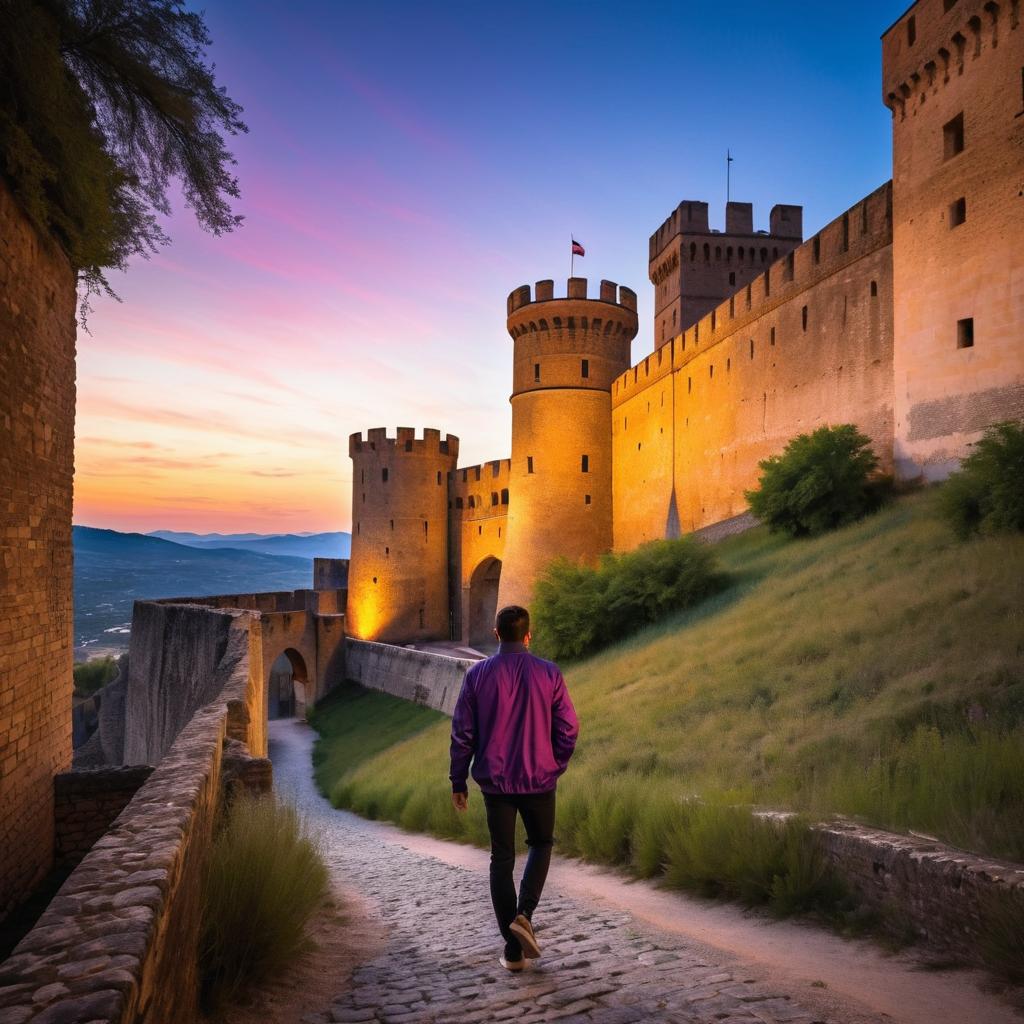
745 424 884 537
72 656 119 696
940 421 1024 539
199 793 329 1009
532 538 724 661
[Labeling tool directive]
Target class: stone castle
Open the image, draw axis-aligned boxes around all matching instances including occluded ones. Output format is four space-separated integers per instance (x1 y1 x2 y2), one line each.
0 1 1022 999
346 0 1024 648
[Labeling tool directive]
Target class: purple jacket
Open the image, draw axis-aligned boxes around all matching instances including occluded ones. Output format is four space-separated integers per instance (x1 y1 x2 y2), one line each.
449 642 579 795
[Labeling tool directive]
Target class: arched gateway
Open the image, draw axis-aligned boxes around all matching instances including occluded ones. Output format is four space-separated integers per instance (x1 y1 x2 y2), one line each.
467 557 502 648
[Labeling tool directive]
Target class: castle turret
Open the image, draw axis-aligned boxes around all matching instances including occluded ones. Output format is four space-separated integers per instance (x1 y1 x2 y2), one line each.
347 427 459 642
497 278 638 610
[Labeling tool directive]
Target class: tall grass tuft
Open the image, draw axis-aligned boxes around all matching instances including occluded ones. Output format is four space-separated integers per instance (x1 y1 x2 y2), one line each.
979 888 1024 984
200 793 329 1009
662 802 845 915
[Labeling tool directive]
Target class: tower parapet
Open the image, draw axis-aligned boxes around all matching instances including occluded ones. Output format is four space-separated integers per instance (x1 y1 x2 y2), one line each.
497 278 639 610
347 427 459 643
649 200 804 341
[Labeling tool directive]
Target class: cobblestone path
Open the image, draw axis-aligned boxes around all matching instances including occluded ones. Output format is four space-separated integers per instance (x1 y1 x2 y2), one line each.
271 720 883 1024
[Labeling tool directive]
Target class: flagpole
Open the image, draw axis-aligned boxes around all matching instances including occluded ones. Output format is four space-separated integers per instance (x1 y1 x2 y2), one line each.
570 233 574 278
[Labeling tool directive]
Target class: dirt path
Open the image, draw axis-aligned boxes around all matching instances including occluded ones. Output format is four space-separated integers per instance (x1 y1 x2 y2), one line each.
269 718 1021 1024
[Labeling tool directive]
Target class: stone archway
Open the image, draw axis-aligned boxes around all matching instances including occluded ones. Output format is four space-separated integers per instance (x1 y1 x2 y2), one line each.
268 648 309 720
468 557 502 648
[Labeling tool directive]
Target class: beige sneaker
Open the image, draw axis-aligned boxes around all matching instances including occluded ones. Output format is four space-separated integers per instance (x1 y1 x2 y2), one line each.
498 954 527 972
508 914 541 959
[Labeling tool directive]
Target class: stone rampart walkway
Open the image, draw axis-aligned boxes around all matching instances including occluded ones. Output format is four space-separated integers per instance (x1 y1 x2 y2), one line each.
271 720 893 1024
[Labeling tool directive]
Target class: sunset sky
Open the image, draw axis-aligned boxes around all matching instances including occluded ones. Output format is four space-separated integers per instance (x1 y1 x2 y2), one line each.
75 0 906 536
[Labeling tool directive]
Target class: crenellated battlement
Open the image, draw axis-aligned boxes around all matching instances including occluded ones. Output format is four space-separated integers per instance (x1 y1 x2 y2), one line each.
507 278 637 317
616 181 893 404
453 458 512 520
349 427 459 459
649 201 803 261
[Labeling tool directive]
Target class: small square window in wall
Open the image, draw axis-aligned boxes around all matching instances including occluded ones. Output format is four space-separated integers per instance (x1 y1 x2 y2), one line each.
382 467 389 482
527 456 534 473
534 362 541 382
436 470 442 485
950 197 967 227
584 494 591 505
907 15 916 45
944 113 965 159
802 305 808 331
957 317 974 348
581 454 589 473
581 358 589 379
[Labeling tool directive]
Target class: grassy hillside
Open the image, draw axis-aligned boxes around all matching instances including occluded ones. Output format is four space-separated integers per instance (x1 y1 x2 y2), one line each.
315 488 1024 863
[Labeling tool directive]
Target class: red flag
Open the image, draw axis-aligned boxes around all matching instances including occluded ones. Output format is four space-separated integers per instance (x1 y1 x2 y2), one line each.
571 239 585 257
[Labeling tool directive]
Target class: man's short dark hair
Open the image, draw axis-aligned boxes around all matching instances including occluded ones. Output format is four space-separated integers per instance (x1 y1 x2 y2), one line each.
495 605 530 642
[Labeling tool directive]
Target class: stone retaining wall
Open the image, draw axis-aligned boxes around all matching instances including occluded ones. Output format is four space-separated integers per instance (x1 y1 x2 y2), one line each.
0 607 270 1023
54 766 154 870
817 820 1024 968
345 639 472 715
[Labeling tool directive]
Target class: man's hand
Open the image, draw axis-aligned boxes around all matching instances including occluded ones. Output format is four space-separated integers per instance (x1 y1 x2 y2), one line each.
451 791 468 813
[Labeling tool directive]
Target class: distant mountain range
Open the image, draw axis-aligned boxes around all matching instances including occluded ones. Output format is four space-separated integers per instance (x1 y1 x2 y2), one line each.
148 530 351 560
73 526 326 659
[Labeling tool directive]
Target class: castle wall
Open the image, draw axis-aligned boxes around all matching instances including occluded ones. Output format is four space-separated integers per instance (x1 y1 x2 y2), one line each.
348 428 459 643
345 639 473 716
883 0 1024 479
452 460 509 644
614 183 895 545
0 183 77 919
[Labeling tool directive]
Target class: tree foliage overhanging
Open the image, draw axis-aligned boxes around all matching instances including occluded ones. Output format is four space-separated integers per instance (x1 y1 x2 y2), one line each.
0 0 246 307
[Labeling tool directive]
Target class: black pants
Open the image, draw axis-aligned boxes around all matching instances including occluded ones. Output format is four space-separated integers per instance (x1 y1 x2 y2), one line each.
482 789 556 960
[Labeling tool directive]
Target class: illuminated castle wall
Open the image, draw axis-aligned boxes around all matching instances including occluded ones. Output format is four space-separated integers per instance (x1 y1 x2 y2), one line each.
348 0 1023 646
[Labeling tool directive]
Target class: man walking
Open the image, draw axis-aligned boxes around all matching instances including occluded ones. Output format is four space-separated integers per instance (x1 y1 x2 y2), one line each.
449 605 579 971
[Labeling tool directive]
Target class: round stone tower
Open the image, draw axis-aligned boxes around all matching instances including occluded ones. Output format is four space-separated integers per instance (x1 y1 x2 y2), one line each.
498 278 638 610
347 427 459 643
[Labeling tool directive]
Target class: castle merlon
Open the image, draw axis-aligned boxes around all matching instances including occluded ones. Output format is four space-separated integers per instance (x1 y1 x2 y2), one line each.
616 181 894 405
507 278 637 316
349 427 460 458
648 202 804 261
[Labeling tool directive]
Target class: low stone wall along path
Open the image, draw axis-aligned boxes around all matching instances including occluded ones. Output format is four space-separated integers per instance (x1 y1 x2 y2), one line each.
274 721 875 1024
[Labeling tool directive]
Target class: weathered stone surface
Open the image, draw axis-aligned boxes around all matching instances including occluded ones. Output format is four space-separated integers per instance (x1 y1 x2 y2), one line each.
0 180 77 920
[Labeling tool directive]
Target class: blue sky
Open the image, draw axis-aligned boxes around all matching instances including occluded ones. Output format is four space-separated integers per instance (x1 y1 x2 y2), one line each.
78 0 910 533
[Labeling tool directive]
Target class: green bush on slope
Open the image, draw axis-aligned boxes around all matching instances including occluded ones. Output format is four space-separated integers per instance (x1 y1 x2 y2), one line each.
532 537 725 662
745 423 886 537
940 420 1024 539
